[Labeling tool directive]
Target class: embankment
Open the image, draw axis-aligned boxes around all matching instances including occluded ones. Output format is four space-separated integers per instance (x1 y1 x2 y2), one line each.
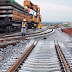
63 28 72 37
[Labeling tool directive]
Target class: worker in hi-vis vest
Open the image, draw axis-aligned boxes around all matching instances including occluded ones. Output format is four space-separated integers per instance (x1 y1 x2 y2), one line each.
21 19 27 36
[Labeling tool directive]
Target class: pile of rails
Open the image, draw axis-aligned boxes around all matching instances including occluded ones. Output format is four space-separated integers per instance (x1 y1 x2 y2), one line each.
0 0 41 32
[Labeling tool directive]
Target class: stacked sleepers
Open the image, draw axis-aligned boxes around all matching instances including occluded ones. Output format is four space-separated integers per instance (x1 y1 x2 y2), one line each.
0 0 38 31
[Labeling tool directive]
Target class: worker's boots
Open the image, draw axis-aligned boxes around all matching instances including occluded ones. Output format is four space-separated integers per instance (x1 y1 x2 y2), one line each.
22 33 23 36
24 33 25 36
22 33 25 36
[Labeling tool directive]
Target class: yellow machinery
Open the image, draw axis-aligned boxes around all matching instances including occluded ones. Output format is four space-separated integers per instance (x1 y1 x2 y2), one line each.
24 0 42 28
38 23 42 29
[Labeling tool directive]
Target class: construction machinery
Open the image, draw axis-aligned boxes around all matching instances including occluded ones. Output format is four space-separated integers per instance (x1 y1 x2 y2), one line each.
0 0 41 32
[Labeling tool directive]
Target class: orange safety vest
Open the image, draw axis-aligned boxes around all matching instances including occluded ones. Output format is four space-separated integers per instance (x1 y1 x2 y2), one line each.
22 22 26 28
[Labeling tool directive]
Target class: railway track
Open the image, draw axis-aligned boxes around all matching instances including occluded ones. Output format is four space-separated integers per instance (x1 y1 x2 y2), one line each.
0 28 54 72
0 26 48 38
57 42 72 72
7 40 71 72
0 28 53 48
0 39 36 72
0 28 72 72
1 29 53 39
17 41 62 72
0 27 48 42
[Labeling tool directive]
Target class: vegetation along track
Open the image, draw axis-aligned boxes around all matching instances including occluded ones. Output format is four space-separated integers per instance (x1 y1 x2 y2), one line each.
7 40 71 72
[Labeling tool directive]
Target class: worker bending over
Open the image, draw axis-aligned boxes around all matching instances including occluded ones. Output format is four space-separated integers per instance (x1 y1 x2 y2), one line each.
21 19 27 36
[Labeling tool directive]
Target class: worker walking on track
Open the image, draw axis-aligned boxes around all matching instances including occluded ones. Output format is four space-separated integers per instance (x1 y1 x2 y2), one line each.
21 19 27 36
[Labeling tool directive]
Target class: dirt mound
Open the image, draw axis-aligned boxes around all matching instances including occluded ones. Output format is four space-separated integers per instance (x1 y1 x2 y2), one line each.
63 28 72 37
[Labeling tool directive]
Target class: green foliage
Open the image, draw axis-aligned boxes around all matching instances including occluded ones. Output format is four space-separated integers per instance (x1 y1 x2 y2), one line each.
63 24 70 27
11 0 14 3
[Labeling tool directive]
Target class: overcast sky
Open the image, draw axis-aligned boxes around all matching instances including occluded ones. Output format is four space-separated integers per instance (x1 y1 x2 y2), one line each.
15 0 72 22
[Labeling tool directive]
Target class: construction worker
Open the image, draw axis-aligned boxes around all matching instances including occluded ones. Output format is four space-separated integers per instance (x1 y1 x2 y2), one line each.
40 24 42 29
21 19 27 36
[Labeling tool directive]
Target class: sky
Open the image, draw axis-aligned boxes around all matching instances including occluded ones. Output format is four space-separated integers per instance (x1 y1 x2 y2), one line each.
15 0 72 22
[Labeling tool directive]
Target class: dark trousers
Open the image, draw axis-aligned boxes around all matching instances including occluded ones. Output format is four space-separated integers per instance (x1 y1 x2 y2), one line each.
22 33 25 36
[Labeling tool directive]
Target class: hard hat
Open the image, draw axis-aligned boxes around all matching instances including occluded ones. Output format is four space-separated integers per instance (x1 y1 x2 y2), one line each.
23 19 26 21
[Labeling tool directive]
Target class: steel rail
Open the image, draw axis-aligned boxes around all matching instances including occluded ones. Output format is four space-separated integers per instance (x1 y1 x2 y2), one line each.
0 29 53 48
0 28 53 43
17 41 62 72
26 29 53 37
6 29 53 41
0 27 48 38
56 42 70 72
7 42 35 72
